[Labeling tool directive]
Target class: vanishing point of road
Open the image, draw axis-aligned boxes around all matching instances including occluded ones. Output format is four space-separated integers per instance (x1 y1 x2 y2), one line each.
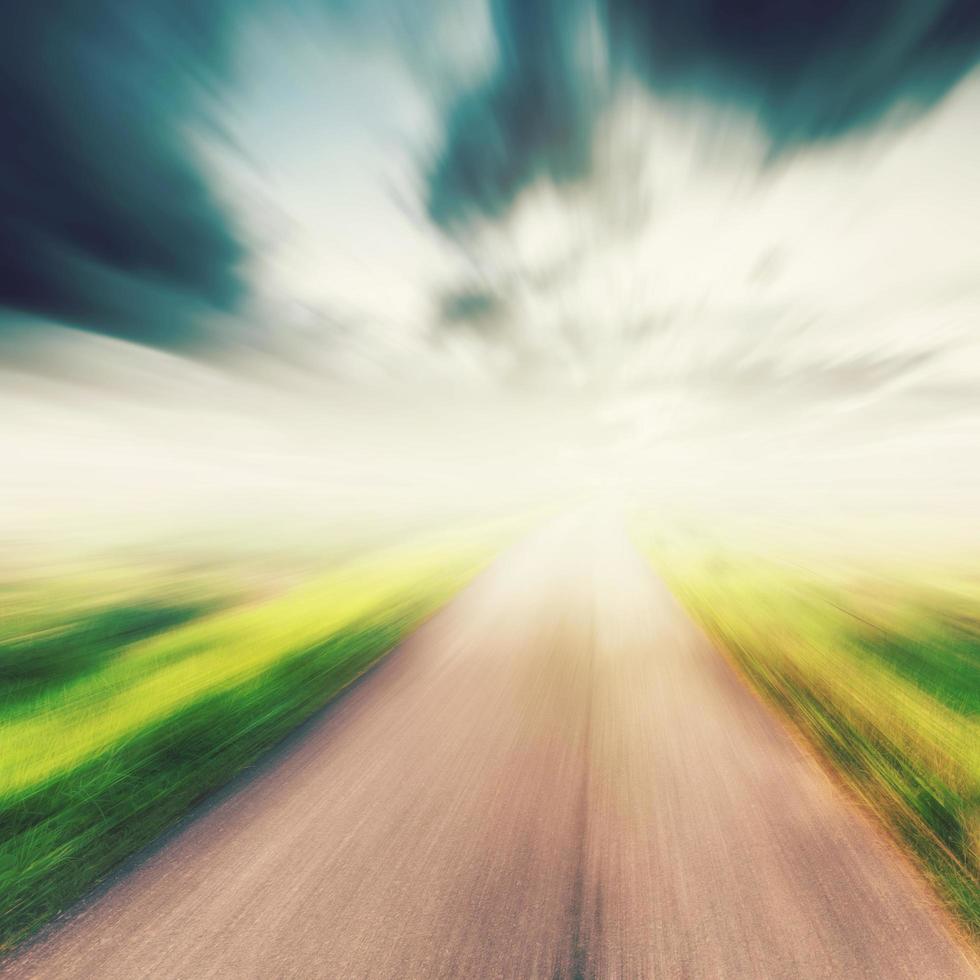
3 517 975 978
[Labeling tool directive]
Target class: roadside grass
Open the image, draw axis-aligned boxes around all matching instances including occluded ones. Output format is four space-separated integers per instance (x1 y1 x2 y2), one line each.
647 540 980 940
0 595 225 702
0 536 494 953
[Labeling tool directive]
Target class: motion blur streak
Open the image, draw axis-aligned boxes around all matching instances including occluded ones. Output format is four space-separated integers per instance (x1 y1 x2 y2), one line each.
1 0 980 557
2 515 972 979
1 0 979 972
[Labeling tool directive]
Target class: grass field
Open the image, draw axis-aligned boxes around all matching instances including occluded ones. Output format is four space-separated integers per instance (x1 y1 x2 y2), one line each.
0 531 500 953
646 534 980 939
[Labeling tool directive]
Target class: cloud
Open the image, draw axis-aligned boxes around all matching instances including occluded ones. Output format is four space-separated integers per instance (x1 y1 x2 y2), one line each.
427 0 980 229
426 0 605 229
439 286 505 332
613 0 980 143
695 348 939 406
0 0 249 344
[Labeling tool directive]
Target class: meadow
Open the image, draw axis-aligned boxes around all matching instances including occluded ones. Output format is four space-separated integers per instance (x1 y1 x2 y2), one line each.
0 530 499 952
648 534 980 939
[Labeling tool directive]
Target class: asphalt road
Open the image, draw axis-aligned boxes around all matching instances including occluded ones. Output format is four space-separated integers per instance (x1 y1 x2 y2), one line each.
3 517 975 978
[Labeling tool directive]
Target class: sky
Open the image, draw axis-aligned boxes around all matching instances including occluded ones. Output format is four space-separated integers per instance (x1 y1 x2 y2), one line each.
1 0 979 555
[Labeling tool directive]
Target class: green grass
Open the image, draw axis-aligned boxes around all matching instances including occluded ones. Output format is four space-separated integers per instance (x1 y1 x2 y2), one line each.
0 535 495 953
0 598 224 701
647 539 980 940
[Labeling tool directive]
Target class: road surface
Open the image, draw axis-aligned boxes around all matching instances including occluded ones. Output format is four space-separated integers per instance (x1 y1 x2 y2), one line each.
3 516 975 978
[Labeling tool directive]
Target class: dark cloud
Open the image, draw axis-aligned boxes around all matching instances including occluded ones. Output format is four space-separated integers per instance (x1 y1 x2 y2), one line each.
611 0 980 142
440 287 504 329
426 0 603 229
0 0 249 344
428 0 980 228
